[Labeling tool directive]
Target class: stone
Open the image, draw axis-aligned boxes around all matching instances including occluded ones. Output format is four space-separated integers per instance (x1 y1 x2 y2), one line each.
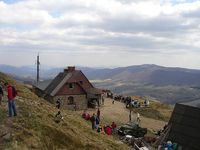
3 133 11 141
18 99 24 102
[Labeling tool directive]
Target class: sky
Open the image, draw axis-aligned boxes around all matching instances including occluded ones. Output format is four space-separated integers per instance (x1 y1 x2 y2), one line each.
0 0 200 69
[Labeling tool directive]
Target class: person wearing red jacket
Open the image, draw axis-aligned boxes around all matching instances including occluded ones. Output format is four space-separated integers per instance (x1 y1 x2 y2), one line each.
5 82 17 117
105 126 112 135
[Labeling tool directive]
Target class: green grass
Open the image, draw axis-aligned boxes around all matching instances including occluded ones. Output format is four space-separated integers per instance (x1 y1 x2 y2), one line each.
130 98 173 122
131 107 167 121
0 108 7 124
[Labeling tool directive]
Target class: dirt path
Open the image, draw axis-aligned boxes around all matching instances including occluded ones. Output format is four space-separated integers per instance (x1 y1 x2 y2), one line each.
81 98 166 131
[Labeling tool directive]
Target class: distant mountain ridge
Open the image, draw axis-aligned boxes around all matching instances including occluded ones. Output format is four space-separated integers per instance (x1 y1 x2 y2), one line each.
2 63 200 86
2 64 200 86
83 64 200 86
0 64 62 80
82 64 200 103
1 64 200 104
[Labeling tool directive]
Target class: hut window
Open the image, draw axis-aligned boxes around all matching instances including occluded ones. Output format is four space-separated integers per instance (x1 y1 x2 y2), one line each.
69 83 74 89
79 81 83 85
68 96 74 105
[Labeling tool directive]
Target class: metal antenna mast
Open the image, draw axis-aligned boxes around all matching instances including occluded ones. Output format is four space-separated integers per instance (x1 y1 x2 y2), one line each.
36 53 40 84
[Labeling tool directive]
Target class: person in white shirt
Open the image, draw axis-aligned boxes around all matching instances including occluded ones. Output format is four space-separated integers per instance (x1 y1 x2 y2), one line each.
137 112 141 124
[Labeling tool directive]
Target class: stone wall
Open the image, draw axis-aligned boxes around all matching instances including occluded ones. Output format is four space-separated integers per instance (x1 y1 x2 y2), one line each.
53 94 87 110
87 93 102 105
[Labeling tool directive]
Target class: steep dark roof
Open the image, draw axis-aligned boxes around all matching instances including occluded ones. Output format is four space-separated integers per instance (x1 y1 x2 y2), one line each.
182 99 200 108
44 72 72 96
166 103 200 150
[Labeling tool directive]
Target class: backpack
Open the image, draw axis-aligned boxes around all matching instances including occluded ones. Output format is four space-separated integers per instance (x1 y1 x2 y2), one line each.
96 117 99 125
12 86 17 97
0 86 3 94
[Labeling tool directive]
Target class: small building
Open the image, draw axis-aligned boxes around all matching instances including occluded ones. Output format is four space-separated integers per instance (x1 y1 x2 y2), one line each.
33 66 102 110
156 102 200 150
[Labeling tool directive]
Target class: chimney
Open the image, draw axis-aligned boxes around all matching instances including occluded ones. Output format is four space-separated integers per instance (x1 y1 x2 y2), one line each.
64 66 75 72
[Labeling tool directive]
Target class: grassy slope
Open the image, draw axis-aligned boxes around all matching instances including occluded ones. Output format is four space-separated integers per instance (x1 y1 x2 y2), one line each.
0 72 130 150
131 96 173 122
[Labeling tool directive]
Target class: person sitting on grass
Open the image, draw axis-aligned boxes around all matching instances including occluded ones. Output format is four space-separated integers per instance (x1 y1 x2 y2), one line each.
54 111 63 123
112 99 115 104
111 122 117 134
82 110 91 120
97 125 104 134
111 122 117 130
105 125 112 135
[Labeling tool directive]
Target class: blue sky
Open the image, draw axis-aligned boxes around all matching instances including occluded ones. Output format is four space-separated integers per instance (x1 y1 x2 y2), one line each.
1 0 20 4
0 0 200 68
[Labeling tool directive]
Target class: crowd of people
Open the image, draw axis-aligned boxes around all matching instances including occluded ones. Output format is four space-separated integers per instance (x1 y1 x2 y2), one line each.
82 108 117 135
107 92 150 109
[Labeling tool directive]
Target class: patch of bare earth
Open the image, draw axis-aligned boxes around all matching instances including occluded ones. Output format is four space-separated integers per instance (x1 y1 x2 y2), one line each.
81 98 166 131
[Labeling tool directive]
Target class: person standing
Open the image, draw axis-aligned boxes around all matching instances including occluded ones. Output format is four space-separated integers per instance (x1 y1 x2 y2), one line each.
56 98 61 109
74 102 77 111
5 83 17 117
146 100 150 107
96 116 100 129
0 84 3 105
137 112 140 124
91 113 96 130
97 108 100 120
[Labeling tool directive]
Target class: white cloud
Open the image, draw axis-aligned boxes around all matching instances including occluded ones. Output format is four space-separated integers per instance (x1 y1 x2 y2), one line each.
0 0 200 68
